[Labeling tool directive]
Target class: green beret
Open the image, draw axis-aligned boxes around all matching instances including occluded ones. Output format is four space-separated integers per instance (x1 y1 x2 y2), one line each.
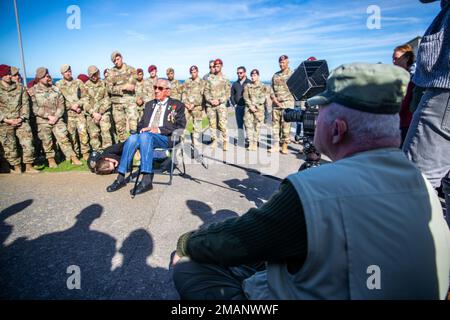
307 63 410 114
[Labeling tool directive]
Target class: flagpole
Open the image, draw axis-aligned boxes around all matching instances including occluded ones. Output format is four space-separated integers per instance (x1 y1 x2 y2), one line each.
13 0 28 86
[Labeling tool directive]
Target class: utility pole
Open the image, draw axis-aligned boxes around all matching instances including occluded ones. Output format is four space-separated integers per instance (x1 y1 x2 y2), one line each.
13 0 28 86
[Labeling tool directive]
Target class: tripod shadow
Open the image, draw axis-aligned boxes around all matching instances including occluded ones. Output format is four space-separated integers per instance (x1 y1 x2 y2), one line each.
223 171 275 208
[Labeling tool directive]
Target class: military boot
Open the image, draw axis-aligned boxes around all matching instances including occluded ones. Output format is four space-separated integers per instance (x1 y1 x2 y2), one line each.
269 143 279 153
25 163 40 173
11 165 22 174
248 142 257 151
281 143 289 154
222 140 228 151
71 156 82 166
281 143 288 154
48 158 58 168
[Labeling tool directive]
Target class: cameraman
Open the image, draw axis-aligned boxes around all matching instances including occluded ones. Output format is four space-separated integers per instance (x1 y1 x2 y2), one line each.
171 63 450 300
88 142 123 175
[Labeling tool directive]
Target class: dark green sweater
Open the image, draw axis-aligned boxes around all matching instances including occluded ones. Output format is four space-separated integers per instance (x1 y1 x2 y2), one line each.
177 180 308 272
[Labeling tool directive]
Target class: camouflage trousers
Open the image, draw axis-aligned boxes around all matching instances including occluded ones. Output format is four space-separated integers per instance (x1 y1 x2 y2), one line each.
185 106 204 146
0 122 35 165
272 106 292 144
244 108 264 144
112 101 138 143
206 104 228 142
86 112 113 151
67 113 90 156
36 120 74 159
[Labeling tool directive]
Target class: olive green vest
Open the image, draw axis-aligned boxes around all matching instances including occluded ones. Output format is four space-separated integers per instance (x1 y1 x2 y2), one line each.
243 148 450 299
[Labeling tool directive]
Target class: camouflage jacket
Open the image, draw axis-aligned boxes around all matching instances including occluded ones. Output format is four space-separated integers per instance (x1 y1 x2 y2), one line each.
55 78 85 116
271 68 294 106
135 79 154 104
106 63 137 104
148 77 158 87
169 79 183 101
0 81 30 123
29 83 65 124
243 81 267 110
204 74 231 107
181 77 205 107
83 79 111 115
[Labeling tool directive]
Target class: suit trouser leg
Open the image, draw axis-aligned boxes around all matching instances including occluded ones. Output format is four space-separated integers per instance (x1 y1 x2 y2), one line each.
117 134 139 174
139 132 169 173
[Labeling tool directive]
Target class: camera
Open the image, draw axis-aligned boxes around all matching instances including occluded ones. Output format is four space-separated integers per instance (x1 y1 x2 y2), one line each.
283 59 329 171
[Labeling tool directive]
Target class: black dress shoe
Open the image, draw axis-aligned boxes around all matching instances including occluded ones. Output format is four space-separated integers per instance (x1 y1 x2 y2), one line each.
106 179 126 192
131 180 153 195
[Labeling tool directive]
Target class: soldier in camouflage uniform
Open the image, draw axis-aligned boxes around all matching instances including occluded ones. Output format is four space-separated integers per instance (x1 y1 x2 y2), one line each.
106 51 138 142
135 68 154 121
270 55 294 154
204 59 231 150
0 64 38 173
10 66 23 85
243 69 267 151
55 64 90 160
182 65 205 146
29 67 81 167
166 68 183 101
83 65 113 151
148 65 158 87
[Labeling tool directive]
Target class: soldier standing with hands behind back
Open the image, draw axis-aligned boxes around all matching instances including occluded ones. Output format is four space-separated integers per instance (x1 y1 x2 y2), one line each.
29 67 81 167
270 55 294 154
106 51 138 142
204 59 231 151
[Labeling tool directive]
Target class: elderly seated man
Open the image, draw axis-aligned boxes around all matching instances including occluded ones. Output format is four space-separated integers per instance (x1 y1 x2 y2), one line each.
106 79 185 195
171 63 450 300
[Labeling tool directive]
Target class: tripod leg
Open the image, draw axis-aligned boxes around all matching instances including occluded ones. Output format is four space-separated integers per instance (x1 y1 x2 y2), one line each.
131 166 141 198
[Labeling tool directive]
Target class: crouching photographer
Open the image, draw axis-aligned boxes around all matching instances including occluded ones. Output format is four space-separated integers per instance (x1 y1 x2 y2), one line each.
87 143 123 175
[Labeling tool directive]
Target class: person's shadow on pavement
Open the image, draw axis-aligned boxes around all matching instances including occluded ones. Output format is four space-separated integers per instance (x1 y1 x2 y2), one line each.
109 228 178 299
0 204 116 299
0 199 33 248
186 199 239 229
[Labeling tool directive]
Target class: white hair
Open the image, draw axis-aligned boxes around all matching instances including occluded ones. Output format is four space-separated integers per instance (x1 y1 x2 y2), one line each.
323 103 400 142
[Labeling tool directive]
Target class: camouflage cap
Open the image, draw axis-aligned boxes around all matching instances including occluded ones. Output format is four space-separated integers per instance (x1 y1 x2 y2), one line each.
10 66 19 76
307 63 410 114
111 50 121 62
166 67 174 74
87 65 99 77
36 67 48 79
60 64 71 74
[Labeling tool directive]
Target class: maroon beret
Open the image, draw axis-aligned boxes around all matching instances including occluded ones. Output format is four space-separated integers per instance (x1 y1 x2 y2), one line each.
307 56 317 61
136 68 144 74
279 55 289 62
0 64 11 78
189 65 198 72
148 65 157 73
77 74 89 83
27 79 37 88
214 59 223 66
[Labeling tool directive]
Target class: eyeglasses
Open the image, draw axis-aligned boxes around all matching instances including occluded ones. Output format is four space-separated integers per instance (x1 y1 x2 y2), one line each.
154 86 168 91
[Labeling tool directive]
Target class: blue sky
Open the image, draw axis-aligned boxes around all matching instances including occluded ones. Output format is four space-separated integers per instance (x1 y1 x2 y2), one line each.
0 0 442 81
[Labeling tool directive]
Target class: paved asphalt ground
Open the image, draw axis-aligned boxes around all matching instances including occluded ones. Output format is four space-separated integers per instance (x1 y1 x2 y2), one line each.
0 116 315 299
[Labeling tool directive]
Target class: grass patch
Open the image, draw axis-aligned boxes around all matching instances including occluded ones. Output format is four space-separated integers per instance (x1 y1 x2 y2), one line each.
35 159 89 173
